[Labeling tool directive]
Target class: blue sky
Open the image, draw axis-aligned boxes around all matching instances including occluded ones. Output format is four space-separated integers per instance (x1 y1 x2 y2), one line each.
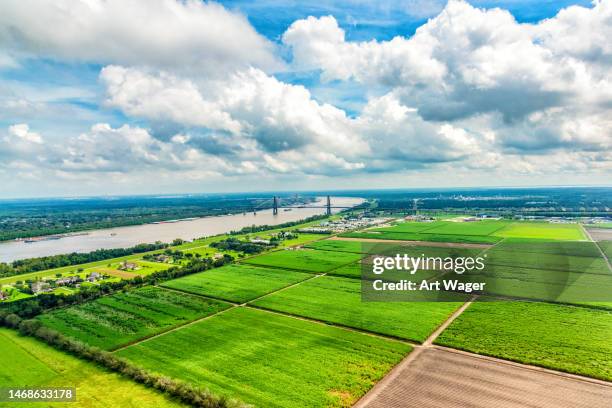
0 0 609 198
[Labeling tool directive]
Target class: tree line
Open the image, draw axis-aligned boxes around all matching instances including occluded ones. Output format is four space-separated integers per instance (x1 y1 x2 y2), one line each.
1 254 234 318
0 252 240 407
0 312 245 408
1 242 170 279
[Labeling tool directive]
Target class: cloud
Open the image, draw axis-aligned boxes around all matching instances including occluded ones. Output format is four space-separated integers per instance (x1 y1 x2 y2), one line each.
1 0 610 194
100 65 241 133
282 0 612 156
100 65 366 156
0 0 280 74
8 123 42 144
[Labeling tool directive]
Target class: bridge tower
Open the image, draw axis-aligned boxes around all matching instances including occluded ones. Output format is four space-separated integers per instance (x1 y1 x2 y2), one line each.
326 195 332 216
273 196 279 215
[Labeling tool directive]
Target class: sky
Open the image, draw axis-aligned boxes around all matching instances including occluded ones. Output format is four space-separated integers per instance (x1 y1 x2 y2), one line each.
0 0 610 198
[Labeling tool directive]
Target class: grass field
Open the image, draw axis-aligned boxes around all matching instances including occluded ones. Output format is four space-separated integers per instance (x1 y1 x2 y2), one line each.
435 301 612 381
241 249 363 273
117 307 411 408
485 248 609 275
0 329 183 408
371 221 443 233
463 265 612 305
599 241 612 259
326 262 362 278
304 239 366 253
421 220 510 236
161 264 312 303
494 222 586 241
37 286 229 350
339 231 502 244
492 240 602 257
251 275 466 342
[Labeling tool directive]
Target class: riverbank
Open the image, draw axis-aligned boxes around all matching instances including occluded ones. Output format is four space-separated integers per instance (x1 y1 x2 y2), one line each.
0 197 364 263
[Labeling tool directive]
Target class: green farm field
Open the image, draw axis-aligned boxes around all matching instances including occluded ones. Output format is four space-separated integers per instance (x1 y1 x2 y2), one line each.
493 222 586 240
492 240 602 257
371 221 444 233
462 265 612 305
117 307 411 408
435 301 612 381
242 249 363 273
37 286 229 350
599 241 612 259
304 239 366 253
339 231 502 244
0 329 183 408
420 220 510 236
251 275 466 342
161 264 312 303
485 248 610 275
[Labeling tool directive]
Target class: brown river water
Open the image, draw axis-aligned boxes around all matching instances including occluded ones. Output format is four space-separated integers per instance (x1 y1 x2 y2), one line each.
0 197 364 263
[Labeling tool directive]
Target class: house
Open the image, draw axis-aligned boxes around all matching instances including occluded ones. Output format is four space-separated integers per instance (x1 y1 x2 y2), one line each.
31 281 52 294
153 254 170 263
0 291 7 301
56 275 82 286
118 261 138 271
86 272 101 282
250 237 271 245
213 253 224 260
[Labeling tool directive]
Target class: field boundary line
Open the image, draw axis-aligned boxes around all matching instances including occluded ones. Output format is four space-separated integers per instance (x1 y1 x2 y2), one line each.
353 296 476 407
245 273 325 305
582 224 612 273
432 345 612 387
111 304 237 353
423 295 476 346
245 304 417 346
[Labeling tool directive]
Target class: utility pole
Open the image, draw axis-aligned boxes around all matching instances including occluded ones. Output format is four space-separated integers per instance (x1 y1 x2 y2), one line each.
326 195 332 216
273 196 279 215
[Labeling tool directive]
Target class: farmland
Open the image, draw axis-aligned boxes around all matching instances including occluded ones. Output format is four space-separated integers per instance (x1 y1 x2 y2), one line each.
435 301 612 381
251 275 466 342
340 231 502 244
463 265 612 305
161 264 312 302
117 307 411 408
342 219 587 244
493 222 586 240
599 241 612 259
485 247 610 275
242 248 363 273
420 220 510 236
3 214 612 407
304 239 366 253
37 286 229 349
0 328 183 408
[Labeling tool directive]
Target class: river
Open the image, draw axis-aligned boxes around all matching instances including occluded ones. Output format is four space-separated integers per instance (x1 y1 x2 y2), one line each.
0 197 364 263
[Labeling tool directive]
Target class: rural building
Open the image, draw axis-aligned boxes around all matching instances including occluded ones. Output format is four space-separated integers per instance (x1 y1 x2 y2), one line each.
153 254 170 263
86 272 101 282
0 291 7 301
250 237 271 245
118 261 138 271
31 281 52 294
56 275 82 286
213 253 224 260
